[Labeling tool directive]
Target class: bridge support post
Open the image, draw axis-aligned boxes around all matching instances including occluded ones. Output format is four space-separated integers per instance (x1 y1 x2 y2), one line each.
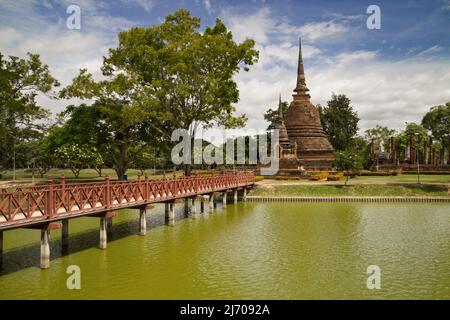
165 202 175 226
234 189 238 204
191 198 198 218
139 207 147 236
0 231 3 268
200 196 205 213
243 188 247 202
62 219 69 248
184 198 189 217
106 218 113 235
222 192 227 208
99 217 107 249
208 194 214 212
40 227 50 269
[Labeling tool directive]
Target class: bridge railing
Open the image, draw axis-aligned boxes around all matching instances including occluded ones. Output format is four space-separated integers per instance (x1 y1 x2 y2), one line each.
0 173 254 226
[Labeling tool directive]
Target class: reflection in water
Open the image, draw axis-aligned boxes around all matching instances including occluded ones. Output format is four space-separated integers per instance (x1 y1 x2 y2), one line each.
0 202 449 299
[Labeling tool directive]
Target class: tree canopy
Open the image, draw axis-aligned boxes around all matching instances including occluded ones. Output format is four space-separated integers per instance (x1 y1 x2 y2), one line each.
0 52 59 170
263 100 289 131
58 9 258 178
422 102 450 147
318 93 360 152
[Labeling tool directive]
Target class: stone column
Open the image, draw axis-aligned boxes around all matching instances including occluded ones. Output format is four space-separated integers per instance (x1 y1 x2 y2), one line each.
62 219 69 248
405 139 411 162
432 147 436 165
222 192 227 208
370 140 375 163
139 207 147 236
428 137 433 165
390 137 397 165
233 189 238 204
99 217 107 249
40 227 50 269
423 139 428 165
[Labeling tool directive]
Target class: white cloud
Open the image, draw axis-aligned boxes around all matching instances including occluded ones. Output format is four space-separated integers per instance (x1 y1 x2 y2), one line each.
222 7 276 45
218 6 450 138
335 50 377 64
299 20 350 42
121 0 157 12
203 0 212 13
1 2 449 140
418 45 444 56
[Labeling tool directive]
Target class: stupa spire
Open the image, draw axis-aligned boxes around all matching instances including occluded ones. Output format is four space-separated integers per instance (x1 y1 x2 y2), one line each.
293 37 310 97
278 93 284 120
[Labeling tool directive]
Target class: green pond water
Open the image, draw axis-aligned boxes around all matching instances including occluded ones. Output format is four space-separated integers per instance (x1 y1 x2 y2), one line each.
0 202 449 299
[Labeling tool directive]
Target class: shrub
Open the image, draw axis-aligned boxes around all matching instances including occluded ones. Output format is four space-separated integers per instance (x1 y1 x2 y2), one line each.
402 170 450 175
309 172 329 181
255 176 264 182
327 172 344 181
358 170 399 176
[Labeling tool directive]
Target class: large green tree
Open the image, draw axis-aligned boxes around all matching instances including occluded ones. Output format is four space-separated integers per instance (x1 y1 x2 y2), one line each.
318 93 359 151
60 10 258 178
422 102 450 148
263 100 289 131
396 122 428 160
102 9 259 175
0 52 59 171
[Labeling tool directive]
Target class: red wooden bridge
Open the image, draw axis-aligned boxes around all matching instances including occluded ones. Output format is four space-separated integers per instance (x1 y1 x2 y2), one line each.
0 172 254 269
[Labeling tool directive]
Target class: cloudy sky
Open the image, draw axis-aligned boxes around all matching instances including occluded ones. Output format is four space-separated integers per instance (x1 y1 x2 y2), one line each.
1 0 450 139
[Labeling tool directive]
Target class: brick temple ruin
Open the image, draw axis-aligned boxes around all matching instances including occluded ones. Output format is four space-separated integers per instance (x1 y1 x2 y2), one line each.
261 39 335 176
369 136 450 171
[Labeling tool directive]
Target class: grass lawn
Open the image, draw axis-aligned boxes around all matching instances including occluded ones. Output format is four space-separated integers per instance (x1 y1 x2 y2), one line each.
249 184 450 197
0 168 184 187
251 175 450 197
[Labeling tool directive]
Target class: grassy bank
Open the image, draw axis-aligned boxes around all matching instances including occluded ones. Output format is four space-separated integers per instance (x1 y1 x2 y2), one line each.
0 168 184 188
250 183 450 197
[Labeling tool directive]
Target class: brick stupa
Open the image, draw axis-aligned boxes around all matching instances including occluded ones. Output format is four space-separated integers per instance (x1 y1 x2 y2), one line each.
275 38 335 173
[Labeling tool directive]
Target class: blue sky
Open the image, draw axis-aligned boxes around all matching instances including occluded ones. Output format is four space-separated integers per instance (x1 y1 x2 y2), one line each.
1 0 450 137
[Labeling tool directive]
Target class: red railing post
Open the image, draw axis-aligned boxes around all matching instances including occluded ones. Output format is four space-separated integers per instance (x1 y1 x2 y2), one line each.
104 175 111 208
144 175 149 201
61 174 66 210
46 176 54 218
137 174 141 200
173 172 178 196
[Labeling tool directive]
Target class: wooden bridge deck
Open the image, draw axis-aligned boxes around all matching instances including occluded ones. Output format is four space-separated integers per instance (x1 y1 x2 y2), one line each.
0 173 255 231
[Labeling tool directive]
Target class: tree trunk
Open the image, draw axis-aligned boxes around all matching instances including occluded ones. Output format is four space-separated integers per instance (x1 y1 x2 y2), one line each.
114 143 128 180
114 163 127 180
184 163 191 176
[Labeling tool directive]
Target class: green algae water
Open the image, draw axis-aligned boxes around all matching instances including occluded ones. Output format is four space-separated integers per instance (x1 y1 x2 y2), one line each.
0 202 449 299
